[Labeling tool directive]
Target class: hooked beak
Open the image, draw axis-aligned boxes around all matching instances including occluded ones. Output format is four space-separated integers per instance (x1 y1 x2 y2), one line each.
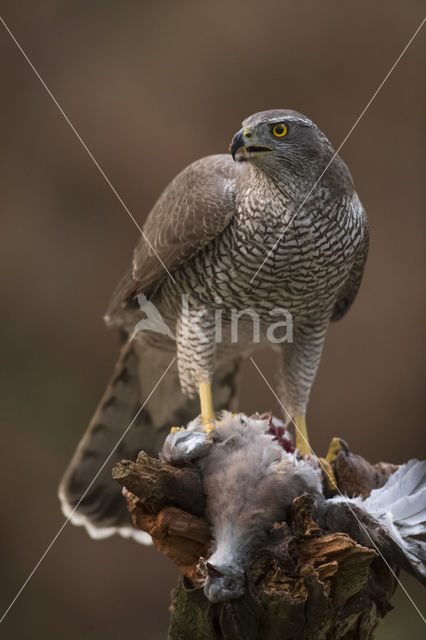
230 129 247 160
230 128 273 161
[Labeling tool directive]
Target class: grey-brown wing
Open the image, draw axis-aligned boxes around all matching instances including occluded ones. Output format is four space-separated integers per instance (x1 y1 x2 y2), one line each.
106 154 237 323
331 203 369 322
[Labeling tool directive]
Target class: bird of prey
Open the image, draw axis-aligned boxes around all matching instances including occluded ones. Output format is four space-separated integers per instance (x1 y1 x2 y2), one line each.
59 109 369 540
161 413 426 603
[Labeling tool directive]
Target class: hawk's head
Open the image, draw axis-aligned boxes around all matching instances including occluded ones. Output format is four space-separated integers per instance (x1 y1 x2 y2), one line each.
230 109 350 189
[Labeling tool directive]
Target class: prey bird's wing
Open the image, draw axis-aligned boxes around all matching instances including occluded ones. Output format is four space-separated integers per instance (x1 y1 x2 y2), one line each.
107 154 237 322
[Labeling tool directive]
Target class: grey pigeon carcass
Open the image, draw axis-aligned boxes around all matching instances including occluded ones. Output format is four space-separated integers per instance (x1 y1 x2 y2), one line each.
161 413 426 603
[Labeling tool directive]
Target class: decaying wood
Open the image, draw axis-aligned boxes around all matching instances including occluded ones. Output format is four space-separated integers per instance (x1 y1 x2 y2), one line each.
112 450 205 515
113 446 399 639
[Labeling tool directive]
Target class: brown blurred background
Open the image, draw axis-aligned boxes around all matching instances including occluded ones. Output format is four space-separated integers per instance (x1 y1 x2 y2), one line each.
0 2 425 638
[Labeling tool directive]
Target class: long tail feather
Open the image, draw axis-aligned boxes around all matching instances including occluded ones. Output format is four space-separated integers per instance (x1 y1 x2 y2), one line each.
58 341 239 543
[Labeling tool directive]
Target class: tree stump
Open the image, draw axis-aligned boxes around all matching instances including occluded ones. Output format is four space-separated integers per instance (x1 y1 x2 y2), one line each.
112 447 399 639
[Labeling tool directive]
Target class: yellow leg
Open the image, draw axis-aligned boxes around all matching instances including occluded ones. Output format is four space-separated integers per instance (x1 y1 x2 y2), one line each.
294 415 337 490
199 381 215 433
294 415 311 456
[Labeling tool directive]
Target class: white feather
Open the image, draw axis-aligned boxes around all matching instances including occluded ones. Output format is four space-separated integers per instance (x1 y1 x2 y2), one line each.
332 459 426 578
58 484 152 545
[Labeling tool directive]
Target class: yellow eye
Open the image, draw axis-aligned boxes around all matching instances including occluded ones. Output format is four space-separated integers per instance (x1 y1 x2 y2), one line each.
272 123 288 137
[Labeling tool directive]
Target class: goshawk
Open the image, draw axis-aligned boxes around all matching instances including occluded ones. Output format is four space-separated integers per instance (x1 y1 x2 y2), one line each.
59 109 369 539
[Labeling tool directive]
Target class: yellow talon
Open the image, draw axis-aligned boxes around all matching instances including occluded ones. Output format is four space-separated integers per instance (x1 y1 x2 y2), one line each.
171 426 183 433
204 423 215 438
318 457 338 491
321 437 347 491
326 437 344 464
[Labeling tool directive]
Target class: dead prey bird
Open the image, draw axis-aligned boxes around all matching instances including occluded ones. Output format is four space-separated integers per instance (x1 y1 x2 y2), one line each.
161 413 426 603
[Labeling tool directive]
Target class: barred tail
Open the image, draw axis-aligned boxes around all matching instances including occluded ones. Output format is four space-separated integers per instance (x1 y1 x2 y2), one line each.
58 340 240 543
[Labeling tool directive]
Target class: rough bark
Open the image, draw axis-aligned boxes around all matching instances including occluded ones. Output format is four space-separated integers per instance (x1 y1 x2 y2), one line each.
112 446 399 639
